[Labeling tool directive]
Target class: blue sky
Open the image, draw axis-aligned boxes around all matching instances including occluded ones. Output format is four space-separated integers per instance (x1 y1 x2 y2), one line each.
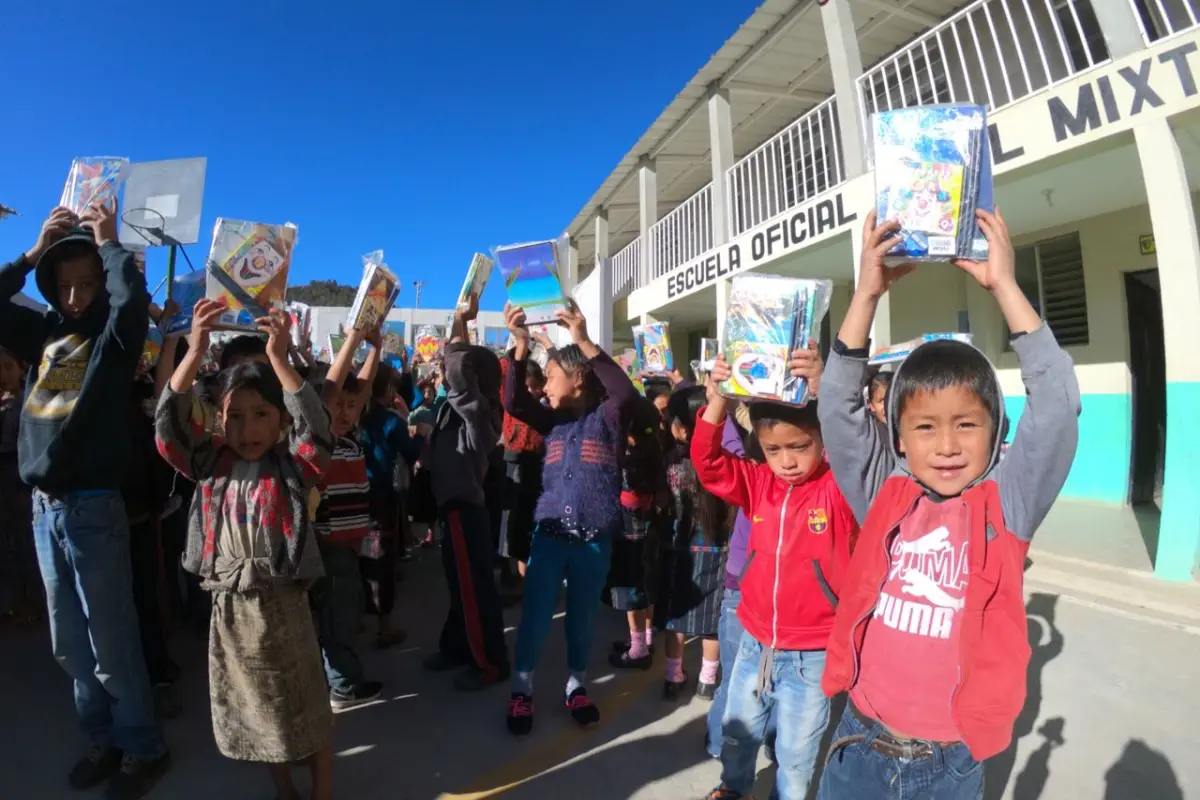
0 0 759 311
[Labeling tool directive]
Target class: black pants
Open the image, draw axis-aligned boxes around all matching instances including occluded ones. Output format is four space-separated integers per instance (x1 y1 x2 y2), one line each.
362 488 399 616
437 500 509 677
129 518 177 685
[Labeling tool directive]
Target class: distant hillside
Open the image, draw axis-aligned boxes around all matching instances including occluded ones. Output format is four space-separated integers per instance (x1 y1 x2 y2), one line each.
286 280 358 306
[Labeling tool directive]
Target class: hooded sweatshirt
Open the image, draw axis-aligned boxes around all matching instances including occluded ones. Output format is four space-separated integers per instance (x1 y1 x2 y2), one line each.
0 235 149 494
816 324 1080 760
427 341 502 508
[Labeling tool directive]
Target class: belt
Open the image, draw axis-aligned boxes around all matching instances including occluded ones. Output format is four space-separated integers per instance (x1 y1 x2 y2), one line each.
827 701 962 764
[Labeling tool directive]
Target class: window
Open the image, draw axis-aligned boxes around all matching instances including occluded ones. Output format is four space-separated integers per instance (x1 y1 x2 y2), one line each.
1009 232 1090 346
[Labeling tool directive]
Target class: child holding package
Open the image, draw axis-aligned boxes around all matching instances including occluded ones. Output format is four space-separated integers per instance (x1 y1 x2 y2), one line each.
502 300 639 736
422 293 510 692
156 301 334 800
815 209 1081 799
696 352 857 800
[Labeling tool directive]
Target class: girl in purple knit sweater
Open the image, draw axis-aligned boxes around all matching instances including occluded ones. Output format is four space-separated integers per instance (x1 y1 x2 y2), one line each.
501 301 638 736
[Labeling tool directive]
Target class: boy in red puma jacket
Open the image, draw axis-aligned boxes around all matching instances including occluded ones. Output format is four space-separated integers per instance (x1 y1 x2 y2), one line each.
815 209 1080 799
693 355 857 800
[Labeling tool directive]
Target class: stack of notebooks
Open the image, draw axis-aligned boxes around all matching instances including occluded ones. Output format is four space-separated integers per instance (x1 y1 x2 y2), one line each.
869 333 974 366
873 105 993 264
346 250 400 333
719 274 832 407
632 322 673 374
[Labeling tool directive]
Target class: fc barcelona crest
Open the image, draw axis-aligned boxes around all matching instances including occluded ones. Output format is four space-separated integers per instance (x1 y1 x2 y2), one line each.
807 508 828 534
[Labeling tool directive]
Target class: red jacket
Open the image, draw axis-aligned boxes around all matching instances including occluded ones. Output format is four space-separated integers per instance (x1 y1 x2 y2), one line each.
691 411 857 651
822 475 1030 761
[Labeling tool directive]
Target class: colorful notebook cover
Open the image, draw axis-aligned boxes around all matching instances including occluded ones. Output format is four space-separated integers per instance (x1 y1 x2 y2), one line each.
206 218 296 331
329 333 347 358
868 332 974 365
346 255 400 332
381 321 406 356
60 157 130 216
873 105 986 262
139 324 163 376
162 270 207 336
633 322 674 373
457 253 495 309
616 349 646 396
492 239 568 325
719 274 832 406
413 325 444 363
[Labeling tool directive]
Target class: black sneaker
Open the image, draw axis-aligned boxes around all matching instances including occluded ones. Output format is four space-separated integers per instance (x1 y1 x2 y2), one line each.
696 681 717 700
565 687 600 727
330 681 383 710
608 648 653 670
454 665 511 692
423 651 467 672
507 693 535 736
703 785 744 800
68 744 123 790
664 672 689 701
104 751 171 800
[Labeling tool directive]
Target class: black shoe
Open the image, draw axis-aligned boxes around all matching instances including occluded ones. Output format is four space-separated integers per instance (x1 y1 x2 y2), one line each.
703 785 744 800
454 665 511 692
104 752 171 800
330 681 383 710
696 681 717 700
611 637 654 656
663 673 689 701
423 651 467 672
507 693 535 736
608 648 653 670
68 745 123 790
565 687 600 727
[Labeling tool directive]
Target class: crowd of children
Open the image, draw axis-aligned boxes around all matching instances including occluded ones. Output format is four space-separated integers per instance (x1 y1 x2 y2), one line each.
0 201 1080 800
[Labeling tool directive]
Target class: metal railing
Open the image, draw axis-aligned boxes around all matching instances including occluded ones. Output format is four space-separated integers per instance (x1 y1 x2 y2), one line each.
611 237 642 299
857 0 1111 146
647 184 714 280
1132 0 1200 42
726 97 845 237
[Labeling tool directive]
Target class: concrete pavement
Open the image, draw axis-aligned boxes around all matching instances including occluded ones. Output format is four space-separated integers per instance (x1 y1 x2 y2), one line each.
2 538 1198 799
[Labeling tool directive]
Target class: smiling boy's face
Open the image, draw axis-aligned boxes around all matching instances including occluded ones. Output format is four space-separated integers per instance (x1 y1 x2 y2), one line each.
897 384 994 496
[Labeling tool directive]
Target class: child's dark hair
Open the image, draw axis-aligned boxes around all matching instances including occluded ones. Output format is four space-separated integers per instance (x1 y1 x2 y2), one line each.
892 340 1002 428
549 344 601 401
218 335 267 370
372 363 395 399
341 374 362 395
665 385 706 437
869 370 893 397
748 399 820 435
644 379 672 406
666 385 730 545
217 361 286 415
524 359 545 387
466 346 504 422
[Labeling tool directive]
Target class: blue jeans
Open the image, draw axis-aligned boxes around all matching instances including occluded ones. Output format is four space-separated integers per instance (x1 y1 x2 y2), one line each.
33 492 165 758
817 703 983 799
720 632 828 800
514 534 612 677
708 589 778 759
315 542 365 694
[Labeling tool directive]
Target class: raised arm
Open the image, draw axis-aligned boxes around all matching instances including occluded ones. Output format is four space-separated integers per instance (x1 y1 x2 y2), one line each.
0 209 78 363
691 407 759 512
322 327 365 405
261 310 333 485
501 303 554 435
443 340 499 450
155 385 220 481
80 202 149 350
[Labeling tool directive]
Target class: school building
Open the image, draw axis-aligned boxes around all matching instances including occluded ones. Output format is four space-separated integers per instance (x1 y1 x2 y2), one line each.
567 0 1200 581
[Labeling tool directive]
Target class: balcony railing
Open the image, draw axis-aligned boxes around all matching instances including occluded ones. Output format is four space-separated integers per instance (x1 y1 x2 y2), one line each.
726 97 846 237
1134 0 1200 42
857 0 1110 146
647 184 714 280
612 237 642 299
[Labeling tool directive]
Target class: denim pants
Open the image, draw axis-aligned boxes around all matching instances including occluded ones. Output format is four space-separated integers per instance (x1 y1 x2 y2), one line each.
707 589 778 760
33 492 166 758
817 702 984 800
720 632 828 800
514 533 612 677
315 542 366 694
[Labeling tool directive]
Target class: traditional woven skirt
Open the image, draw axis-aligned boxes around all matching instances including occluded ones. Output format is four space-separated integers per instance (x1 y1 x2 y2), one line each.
208 583 332 763
603 507 660 611
656 541 728 637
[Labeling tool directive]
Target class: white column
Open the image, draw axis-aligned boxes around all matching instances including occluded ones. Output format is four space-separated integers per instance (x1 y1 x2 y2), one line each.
1135 119 1200 582
564 236 579 294
593 211 613 352
820 0 867 177
1090 0 1147 59
638 157 658 286
709 86 736 340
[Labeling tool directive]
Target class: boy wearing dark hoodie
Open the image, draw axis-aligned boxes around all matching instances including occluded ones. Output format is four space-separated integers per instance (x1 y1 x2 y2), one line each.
0 204 169 799
815 209 1080 799
422 292 510 691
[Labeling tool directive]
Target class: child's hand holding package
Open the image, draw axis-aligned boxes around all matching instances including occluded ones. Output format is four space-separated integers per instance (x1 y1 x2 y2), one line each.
703 354 732 424
787 339 824 397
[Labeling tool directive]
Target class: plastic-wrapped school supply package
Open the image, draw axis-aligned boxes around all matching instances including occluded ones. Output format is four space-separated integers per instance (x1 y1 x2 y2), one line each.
719 274 832 406
492 239 569 326
347 250 400 332
413 325 444 363
873 105 992 264
699 338 719 372
206 218 296 331
868 332 975 366
616 349 646 396
287 302 312 349
139 325 163 376
457 253 495 309
633 322 674 374
162 270 208 337
381 321 406 358
60 157 130 216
